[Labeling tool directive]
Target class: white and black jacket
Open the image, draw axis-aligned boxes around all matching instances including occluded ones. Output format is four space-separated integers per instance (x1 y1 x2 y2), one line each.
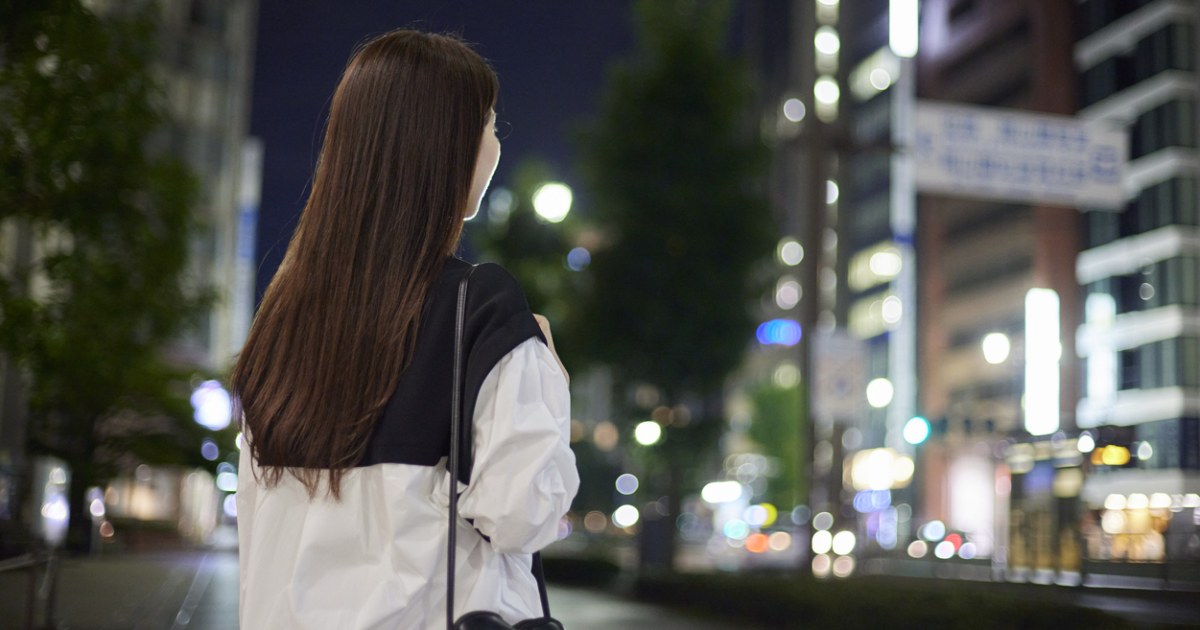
236 258 579 629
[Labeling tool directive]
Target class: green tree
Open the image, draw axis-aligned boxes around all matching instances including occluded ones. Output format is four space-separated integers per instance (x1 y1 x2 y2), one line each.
0 0 210 549
577 0 773 567
748 382 806 509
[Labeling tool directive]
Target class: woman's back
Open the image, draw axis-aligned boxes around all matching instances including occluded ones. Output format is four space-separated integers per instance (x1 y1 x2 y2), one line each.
237 260 578 629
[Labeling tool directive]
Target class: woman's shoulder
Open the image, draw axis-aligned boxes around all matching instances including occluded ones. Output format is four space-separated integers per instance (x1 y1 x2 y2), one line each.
441 258 529 312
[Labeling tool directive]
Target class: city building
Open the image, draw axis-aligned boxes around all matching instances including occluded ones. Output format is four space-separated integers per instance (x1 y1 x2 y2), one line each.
1072 0 1200 581
158 0 261 372
915 0 1084 582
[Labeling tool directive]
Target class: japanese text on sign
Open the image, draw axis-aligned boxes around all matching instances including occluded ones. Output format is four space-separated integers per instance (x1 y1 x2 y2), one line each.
913 101 1127 210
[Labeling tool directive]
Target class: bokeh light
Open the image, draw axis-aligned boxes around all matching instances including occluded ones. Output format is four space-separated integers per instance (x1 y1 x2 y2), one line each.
831 531 856 555
615 473 639 495
903 416 930 445
593 421 619 451
566 246 591 271
832 555 855 578
723 519 750 541
634 421 662 446
583 511 607 533
216 472 238 492
782 98 806 123
866 378 894 408
701 481 743 504
982 332 1011 364
612 504 640 528
811 529 833 554
532 182 572 223
191 381 232 431
777 238 804 266
812 553 832 578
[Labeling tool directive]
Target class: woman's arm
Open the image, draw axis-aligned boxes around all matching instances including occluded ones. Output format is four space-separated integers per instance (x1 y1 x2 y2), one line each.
457 337 579 554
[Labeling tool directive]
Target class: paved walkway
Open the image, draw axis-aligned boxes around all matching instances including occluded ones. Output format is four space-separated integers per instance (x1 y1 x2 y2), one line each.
0 550 745 629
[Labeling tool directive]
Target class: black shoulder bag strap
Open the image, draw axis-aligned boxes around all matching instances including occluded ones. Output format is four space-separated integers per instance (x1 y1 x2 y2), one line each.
446 265 554 629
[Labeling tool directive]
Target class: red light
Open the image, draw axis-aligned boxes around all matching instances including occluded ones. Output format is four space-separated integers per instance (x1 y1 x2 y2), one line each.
945 533 963 550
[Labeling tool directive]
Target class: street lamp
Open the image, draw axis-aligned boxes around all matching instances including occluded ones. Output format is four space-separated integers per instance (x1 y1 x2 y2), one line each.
532 182 572 223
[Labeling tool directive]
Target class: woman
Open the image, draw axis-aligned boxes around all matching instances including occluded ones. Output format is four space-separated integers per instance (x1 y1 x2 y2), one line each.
232 29 578 629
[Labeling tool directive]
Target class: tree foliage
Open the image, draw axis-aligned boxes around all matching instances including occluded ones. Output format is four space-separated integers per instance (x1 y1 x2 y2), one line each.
573 0 774 567
0 0 211 538
578 0 772 402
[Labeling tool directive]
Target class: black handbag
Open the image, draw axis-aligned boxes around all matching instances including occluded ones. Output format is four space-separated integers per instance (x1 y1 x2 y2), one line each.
446 266 564 630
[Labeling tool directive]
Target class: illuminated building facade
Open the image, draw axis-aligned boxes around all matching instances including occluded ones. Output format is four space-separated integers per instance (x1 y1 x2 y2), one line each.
156 0 261 371
1072 0 1200 580
915 0 1085 582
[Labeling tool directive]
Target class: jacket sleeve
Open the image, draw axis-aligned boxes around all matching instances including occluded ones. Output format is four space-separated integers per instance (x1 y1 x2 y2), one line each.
457 337 579 554
235 427 257 616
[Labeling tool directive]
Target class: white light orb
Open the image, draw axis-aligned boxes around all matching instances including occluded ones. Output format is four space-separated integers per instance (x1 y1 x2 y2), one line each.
826 180 840 205
191 381 232 431
811 529 833 554
814 27 841 56
869 250 901 276
782 98 806 123
815 76 840 105
634 421 662 446
903 417 930 445
881 296 903 324
215 472 238 492
831 530 856 555
700 481 744 504
775 279 801 310
982 333 1011 365
532 182 573 223
778 238 804 266
615 473 639 496
869 68 892 90
866 378 894 409
612 504 640 528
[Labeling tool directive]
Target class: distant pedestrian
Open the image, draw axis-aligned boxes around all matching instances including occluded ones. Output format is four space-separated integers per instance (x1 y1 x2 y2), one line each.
231 29 577 629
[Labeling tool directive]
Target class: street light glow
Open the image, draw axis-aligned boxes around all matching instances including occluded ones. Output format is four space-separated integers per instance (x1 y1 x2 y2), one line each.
782 98 806 122
889 0 919 58
777 238 804 266
814 27 841 56
634 420 662 446
814 76 840 105
866 378 894 408
191 380 232 431
981 332 1011 364
1024 288 1061 436
903 416 930 445
532 182 572 223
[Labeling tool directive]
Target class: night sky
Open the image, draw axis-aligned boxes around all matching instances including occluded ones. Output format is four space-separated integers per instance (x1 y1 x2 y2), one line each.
249 0 637 300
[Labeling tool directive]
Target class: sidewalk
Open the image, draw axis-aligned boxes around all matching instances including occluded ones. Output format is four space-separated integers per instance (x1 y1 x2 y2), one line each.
0 549 744 629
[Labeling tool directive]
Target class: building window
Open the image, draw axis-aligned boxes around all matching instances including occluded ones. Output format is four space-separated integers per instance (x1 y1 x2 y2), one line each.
1131 99 1197 159
1078 23 1195 108
1119 347 1140 390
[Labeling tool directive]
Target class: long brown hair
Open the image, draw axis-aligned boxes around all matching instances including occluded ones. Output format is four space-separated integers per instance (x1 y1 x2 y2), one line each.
231 30 498 498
